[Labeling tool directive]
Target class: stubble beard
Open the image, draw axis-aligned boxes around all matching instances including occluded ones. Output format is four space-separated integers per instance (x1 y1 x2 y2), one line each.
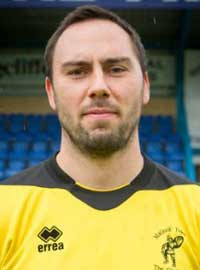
56 95 143 159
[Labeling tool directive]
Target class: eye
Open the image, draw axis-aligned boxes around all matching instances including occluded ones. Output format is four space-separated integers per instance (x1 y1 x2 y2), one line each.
67 68 88 79
109 66 127 76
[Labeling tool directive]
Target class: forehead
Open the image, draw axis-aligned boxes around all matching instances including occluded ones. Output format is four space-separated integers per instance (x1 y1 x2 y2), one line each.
54 19 137 64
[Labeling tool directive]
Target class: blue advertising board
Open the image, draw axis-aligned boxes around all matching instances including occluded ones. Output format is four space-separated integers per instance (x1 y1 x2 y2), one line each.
1 0 200 9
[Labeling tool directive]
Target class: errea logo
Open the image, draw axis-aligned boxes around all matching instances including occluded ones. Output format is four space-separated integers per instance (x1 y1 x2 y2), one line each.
37 226 64 253
38 226 62 242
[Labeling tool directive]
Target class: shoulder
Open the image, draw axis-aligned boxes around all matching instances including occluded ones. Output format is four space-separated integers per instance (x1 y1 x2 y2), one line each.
149 159 200 199
143 155 200 193
0 159 51 187
143 158 200 212
0 158 56 221
146 157 195 188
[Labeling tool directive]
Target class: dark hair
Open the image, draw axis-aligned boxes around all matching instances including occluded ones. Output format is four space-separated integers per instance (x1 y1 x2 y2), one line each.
44 5 147 81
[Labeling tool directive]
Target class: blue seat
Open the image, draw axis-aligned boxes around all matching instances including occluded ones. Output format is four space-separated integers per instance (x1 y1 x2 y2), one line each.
33 131 51 141
12 141 30 152
26 114 43 122
46 123 61 135
0 132 15 141
15 131 33 142
45 115 61 139
146 150 165 164
9 151 27 160
0 141 9 151
140 115 154 125
9 141 29 159
165 150 184 161
49 140 60 154
146 142 163 153
45 114 58 121
9 122 25 134
47 129 61 141
7 159 26 171
156 115 173 128
31 141 47 152
26 114 44 134
157 126 173 136
28 159 43 167
4 168 21 178
28 151 49 161
139 115 154 135
166 160 184 173
165 142 182 153
146 133 164 143
0 160 5 170
0 170 5 181
8 114 25 133
26 124 44 134
44 114 59 127
0 141 10 159
8 113 25 123
28 140 48 161
164 133 183 144
154 115 174 137
0 117 8 133
0 150 8 159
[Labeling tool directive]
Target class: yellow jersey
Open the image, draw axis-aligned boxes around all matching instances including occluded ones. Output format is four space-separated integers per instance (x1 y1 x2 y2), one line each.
0 156 200 270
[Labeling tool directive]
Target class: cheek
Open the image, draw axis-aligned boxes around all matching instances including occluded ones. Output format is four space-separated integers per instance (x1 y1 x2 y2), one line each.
54 76 89 106
57 95 77 121
108 78 131 104
116 79 143 106
119 84 144 119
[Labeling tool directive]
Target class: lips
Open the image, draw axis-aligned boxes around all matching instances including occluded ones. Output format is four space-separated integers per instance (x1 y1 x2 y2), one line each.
83 108 117 116
82 108 118 120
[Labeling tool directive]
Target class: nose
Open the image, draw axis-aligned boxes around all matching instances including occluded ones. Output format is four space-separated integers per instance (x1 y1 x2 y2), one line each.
87 67 110 98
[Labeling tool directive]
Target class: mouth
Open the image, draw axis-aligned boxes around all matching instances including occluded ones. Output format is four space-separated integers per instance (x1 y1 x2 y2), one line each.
82 108 118 119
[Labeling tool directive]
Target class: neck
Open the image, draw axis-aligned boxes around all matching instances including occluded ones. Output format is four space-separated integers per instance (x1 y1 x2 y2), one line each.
56 131 144 191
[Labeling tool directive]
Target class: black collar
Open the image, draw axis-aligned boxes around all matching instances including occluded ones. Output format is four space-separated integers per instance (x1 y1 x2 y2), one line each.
44 154 155 210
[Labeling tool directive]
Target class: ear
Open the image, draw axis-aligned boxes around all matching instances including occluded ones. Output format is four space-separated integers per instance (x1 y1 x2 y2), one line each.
45 77 57 111
142 72 150 105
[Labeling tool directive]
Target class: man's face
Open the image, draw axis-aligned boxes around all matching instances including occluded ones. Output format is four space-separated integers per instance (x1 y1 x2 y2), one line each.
46 19 150 158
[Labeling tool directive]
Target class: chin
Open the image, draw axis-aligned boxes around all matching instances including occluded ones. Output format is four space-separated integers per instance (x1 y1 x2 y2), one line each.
90 128 112 137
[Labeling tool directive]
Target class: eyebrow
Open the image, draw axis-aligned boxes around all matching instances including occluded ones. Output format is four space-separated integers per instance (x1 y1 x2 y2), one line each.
61 61 91 70
101 57 132 66
61 57 132 69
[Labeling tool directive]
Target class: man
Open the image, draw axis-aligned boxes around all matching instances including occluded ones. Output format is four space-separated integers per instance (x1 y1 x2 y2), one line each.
0 5 200 270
